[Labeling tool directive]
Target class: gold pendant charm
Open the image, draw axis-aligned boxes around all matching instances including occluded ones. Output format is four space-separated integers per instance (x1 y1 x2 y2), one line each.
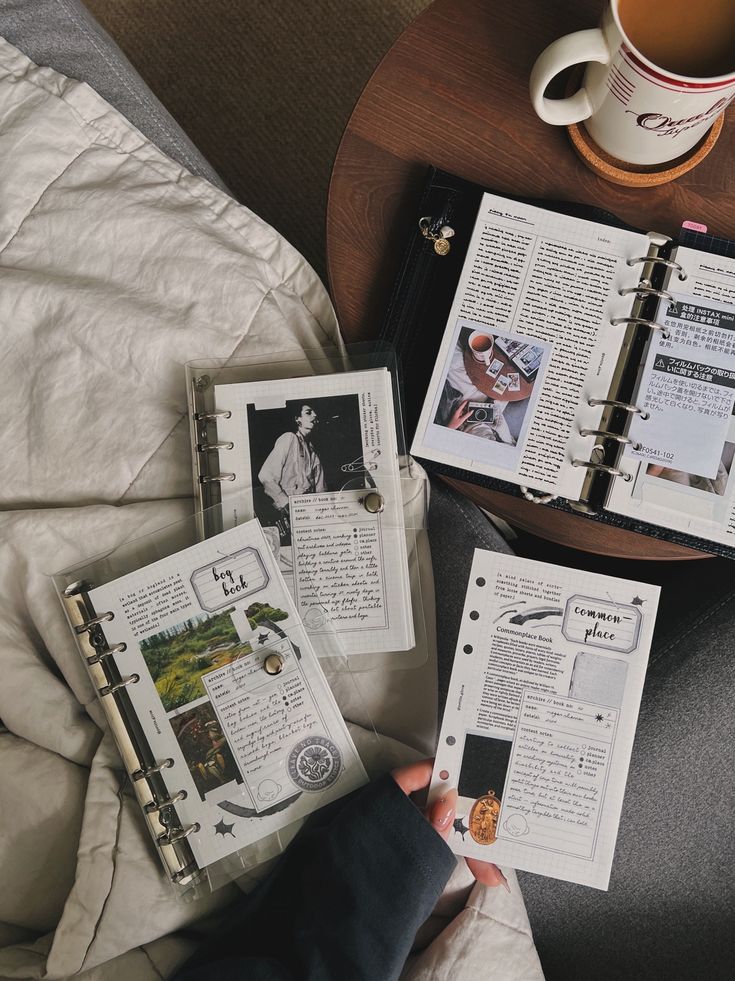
418 216 454 257
469 788 500 845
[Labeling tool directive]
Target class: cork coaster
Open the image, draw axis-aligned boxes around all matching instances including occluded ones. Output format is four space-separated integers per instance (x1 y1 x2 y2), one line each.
567 115 724 187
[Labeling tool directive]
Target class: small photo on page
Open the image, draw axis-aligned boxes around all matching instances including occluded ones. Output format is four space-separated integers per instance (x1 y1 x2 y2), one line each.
645 443 735 497
141 607 256 711
485 358 504 379
169 701 244 801
619 438 735 530
424 318 552 472
246 395 367 547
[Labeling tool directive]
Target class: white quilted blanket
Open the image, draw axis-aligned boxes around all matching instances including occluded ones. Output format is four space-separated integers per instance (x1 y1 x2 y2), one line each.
0 36 542 981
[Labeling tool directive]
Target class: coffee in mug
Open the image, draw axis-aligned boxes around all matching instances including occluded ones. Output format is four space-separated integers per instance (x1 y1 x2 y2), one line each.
618 0 735 78
468 330 495 363
529 0 735 165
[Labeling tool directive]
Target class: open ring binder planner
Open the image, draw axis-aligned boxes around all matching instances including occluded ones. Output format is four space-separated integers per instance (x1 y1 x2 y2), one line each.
57 515 372 898
387 166 735 558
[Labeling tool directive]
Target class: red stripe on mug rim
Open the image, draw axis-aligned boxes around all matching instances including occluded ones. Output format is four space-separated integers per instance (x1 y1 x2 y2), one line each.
622 44 735 90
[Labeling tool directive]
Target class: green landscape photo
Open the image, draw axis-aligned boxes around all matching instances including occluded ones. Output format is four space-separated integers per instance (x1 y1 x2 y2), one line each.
141 601 289 711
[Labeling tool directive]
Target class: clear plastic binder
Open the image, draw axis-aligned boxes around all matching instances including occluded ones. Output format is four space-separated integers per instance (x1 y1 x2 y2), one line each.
186 345 428 671
55 510 378 898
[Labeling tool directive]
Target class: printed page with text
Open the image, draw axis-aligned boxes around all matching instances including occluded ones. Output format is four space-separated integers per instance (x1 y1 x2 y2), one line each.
608 247 735 547
411 192 652 500
429 550 659 890
87 519 367 871
215 368 414 656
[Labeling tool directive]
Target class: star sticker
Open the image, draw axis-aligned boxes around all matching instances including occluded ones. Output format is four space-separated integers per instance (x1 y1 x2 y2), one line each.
631 596 646 605
595 713 604 722
453 816 469 840
214 818 235 837
257 633 269 645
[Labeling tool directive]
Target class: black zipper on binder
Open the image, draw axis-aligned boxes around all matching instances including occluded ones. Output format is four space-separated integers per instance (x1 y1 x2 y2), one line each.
381 170 482 437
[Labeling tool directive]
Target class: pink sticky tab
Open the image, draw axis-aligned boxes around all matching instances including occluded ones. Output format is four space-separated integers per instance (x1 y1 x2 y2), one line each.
682 220 708 233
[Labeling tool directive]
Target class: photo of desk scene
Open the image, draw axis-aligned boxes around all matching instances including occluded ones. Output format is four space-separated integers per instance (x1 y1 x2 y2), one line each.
431 322 550 470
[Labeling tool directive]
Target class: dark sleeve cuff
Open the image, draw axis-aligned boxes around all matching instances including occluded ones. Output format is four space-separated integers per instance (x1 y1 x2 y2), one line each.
355 772 458 894
174 772 457 981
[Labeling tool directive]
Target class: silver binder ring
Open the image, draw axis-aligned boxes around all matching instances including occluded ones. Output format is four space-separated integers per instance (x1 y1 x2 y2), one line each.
86 641 127 665
588 398 650 420
618 286 673 302
194 410 232 421
75 611 114 634
197 441 234 451
158 823 200 846
98 674 140 696
133 758 175 781
572 459 633 482
200 473 236 483
626 256 687 280
145 790 187 813
579 429 642 450
610 316 670 338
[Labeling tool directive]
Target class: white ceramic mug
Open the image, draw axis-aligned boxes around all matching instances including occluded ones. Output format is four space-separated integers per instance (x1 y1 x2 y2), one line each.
529 0 735 165
468 330 495 364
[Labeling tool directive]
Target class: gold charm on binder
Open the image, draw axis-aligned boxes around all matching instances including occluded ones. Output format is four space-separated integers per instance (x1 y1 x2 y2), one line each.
419 216 454 255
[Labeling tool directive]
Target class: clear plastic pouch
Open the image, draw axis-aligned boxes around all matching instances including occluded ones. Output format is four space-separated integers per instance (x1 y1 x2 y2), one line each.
55 507 380 900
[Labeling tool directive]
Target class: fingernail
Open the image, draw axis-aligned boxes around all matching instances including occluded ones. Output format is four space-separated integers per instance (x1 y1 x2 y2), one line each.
499 870 511 894
430 788 458 831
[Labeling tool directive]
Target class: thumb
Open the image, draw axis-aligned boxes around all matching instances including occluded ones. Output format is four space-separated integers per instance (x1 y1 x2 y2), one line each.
428 788 458 839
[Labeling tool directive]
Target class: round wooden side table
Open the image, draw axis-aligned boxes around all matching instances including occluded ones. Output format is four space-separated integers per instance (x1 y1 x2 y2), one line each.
326 0 735 559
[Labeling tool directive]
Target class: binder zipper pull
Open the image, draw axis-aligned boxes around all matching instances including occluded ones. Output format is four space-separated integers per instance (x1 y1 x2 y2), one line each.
419 216 454 256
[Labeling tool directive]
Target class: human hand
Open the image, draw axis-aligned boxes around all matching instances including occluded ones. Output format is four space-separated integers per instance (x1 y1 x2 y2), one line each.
391 759 510 890
447 399 473 430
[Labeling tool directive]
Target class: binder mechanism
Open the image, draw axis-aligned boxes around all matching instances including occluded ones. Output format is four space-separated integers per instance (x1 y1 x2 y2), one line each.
63 583 199 887
186 345 430 672
571 244 688 514
55 508 378 899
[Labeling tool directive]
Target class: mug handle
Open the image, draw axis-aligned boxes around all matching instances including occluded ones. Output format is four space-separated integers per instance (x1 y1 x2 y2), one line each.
529 29 611 126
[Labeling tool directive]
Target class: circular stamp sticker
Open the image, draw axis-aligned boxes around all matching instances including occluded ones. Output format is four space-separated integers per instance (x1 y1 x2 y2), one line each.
287 736 342 792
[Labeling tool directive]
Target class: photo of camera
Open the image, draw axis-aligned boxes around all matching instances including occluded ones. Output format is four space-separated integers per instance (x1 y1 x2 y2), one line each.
467 401 497 424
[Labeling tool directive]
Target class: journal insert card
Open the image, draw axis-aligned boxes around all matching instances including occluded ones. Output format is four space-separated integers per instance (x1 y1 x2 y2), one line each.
430 550 660 889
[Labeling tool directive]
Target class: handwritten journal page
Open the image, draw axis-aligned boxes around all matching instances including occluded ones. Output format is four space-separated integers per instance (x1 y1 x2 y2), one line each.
430 550 659 889
214 367 414 656
88 519 367 870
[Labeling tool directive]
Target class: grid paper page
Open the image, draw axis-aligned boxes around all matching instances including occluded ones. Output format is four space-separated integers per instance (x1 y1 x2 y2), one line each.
88 519 367 871
430 550 659 890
